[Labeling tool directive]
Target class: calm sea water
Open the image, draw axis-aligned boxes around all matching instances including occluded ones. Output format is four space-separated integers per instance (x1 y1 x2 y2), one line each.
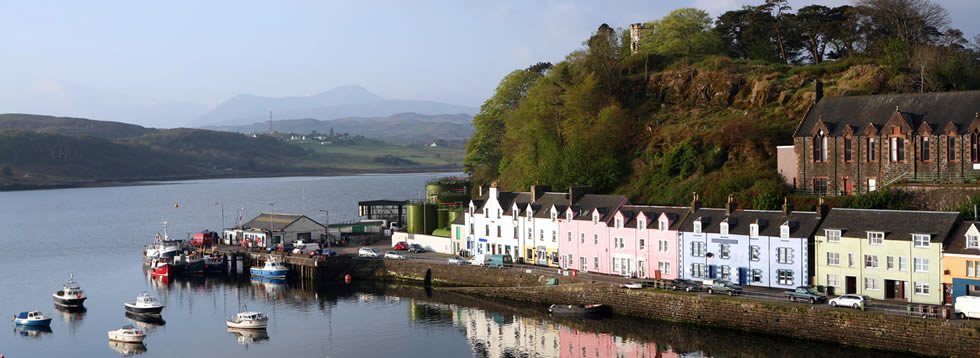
0 174 914 357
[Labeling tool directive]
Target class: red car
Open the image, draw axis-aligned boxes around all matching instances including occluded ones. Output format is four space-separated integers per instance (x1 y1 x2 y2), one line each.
394 241 409 250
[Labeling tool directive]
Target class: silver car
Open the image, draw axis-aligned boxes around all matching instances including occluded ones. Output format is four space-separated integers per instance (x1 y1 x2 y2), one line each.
447 256 467 265
384 251 407 260
828 294 869 309
358 247 381 258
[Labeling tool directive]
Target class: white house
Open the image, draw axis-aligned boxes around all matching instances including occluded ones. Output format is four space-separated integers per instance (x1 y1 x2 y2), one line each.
240 213 326 247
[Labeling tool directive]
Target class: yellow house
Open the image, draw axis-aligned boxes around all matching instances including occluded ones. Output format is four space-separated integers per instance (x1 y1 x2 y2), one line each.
814 209 959 305
943 221 980 304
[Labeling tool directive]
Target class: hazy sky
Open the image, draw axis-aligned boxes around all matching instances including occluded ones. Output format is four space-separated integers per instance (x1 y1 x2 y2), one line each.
0 0 977 128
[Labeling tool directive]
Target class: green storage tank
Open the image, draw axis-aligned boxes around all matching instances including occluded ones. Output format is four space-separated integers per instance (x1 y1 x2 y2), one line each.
447 209 462 225
425 184 442 204
406 202 424 234
423 203 438 235
437 208 449 229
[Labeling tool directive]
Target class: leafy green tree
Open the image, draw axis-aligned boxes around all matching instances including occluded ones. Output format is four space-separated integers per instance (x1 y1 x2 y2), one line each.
796 5 846 63
640 8 722 57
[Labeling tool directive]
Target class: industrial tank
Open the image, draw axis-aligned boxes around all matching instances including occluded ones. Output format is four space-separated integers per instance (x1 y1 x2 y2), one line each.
406 202 438 235
437 208 449 229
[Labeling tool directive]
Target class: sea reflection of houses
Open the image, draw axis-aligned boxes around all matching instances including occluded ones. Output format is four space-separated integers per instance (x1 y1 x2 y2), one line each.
559 327 701 358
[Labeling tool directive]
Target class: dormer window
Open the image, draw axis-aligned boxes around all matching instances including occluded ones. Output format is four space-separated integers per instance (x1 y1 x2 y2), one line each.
497 209 501 219
967 234 980 249
749 223 759 238
780 222 790 240
639 219 646 231
912 234 930 248
566 212 573 222
720 219 729 235
550 211 557 221
469 206 474 216
615 217 623 229
659 219 668 231
593 213 599 225
693 218 702 234
868 231 884 246
826 229 841 243
484 208 488 217
527 210 532 219
513 208 518 219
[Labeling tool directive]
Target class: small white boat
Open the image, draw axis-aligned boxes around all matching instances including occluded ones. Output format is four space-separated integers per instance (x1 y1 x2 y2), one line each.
124 292 165 315
226 311 268 329
53 272 87 307
108 325 146 343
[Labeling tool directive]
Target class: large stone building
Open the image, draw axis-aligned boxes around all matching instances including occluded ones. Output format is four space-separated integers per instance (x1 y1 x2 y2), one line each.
792 90 980 194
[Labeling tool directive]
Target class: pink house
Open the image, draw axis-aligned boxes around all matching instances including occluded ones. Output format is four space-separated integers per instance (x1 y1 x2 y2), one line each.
608 205 689 280
558 326 673 358
557 194 628 274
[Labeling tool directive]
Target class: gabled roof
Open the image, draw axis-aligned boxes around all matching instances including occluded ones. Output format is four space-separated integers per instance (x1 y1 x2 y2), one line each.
618 205 690 229
243 213 323 231
570 194 628 221
531 193 568 218
679 208 820 238
794 91 980 137
451 211 466 225
817 208 959 242
944 221 980 255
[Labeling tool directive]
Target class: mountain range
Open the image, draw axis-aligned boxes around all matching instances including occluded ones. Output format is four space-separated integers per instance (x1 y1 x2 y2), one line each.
194 84 478 126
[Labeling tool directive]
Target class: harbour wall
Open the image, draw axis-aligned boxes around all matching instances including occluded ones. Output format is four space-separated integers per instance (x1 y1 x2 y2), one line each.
333 257 980 357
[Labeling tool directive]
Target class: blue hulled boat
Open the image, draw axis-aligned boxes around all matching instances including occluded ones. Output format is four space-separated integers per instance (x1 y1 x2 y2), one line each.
13 311 52 326
250 255 288 279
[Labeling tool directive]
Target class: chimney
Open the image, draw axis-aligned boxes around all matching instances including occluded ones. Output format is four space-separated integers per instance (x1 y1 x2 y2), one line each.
725 194 736 216
689 192 702 213
569 186 594 206
816 197 827 220
814 80 823 102
782 197 793 216
531 184 552 202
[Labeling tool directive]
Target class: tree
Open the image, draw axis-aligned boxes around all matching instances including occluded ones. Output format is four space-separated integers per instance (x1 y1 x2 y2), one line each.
857 0 950 46
640 8 722 57
760 0 794 64
463 69 543 184
796 5 847 63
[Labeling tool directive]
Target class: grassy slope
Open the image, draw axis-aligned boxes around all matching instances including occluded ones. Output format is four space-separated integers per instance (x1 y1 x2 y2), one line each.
296 142 464 170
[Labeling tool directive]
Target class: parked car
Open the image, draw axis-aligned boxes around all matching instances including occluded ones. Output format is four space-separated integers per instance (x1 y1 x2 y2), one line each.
668 279 702 292
785 286 828 304
394 241 409 250
384 251 407 260
408 244 426 253
266 244 294 252
954 296 980 319
358 247 381 258
828 294 869 309
703 280 742 296
447 256 467 265
469 254 489 266
488 254 513 268
318 248 337 256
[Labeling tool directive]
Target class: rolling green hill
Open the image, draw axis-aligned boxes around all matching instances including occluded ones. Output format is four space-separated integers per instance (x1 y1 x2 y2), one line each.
0 113 158 139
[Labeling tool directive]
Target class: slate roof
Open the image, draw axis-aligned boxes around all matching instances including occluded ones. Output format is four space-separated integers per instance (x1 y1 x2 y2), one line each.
451 212 466 225
678 208 821 238
243 213 323 231
817 208 960 242
794 91 980 137
570 194 629 222
618 205 690 230
944 221 980 255
530 193 569 218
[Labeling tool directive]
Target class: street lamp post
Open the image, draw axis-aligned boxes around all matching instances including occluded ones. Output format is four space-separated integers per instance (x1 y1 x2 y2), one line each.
268 202 276 248
320 209 330 248
215 202 225 247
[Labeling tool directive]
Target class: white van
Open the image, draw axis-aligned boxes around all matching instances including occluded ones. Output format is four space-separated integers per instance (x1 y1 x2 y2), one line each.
955 295 980 319
292 241 321 254
469 254 489 266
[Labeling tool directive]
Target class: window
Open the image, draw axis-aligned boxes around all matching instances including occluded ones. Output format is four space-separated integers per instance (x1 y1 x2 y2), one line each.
551 231 556 242
899 256 908 272
867 137 876 161
890 137 904 162
484 208 488 217
469 223 474 235
868 232 884 245
948 136 956 161
921 136 930 161
527 228 532 241
813 132 826 162
580 233 585 244
566 212 572 221
497 226 501 237
567 232 572 242
911 234 930 248
973 132 980 163
968 234 980 249
913 257 929 272
867 178 877 192
780 224 790 240
864 277 879 291
777 270 794 286
914 282 930 295
551 211 557 221
485 225 489 236
848 253 856 267
639 219 646 230
594 257 599 270
721 265 731 280
691 263 704 278
513 208 518 218
658 261 671 275
720 221 729 235
592 214 599 225
752 269 762 282
539 229 544 240
826 229 841 243
639 238 645 250
813 178 828 194
514 227 518 239
693 218 702 234
497 209 501 219
659 219 668 231
613 257 620 272
827 274 841 287
844 137 852 161
777 247 793 264
692 242 705 257
864 254 879 269
827 252 840 266
658 240 669 252
750 223 759 238
614 237 624 249
580 257 587 271
720 244 730 259
967 260 979 277
593 234 598 245
750 246 760 261
615 217 623 229
886 256 895 270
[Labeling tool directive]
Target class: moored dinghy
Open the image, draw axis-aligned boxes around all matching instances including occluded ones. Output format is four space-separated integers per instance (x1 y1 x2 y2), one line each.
226 311 269 329
13 311 52 326
548 304 610 316
52 272 87 307
108 325 146 343
124 292 165 315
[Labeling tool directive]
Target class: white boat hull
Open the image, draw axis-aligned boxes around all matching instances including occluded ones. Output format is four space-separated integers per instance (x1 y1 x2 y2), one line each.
108 332 146 343
226 319 268 329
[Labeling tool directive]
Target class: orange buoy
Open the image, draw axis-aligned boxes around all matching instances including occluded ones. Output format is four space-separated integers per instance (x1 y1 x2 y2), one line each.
174 202 179 208
344 274 351 283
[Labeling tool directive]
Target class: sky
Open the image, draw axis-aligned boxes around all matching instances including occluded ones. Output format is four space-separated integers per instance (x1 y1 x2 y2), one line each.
0 0 977 128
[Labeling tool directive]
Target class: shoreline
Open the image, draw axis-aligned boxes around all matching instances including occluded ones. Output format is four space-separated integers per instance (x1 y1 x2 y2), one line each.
0 166 462 192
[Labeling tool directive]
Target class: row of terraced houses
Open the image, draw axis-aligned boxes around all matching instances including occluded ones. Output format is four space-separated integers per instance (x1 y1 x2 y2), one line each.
450 185 980 306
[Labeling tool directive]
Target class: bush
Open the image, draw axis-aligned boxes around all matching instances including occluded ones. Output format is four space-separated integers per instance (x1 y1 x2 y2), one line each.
846 189 910 210
661 141 698 177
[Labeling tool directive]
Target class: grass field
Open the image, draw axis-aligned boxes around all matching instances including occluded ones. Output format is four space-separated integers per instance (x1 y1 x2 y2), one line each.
296 142 464 170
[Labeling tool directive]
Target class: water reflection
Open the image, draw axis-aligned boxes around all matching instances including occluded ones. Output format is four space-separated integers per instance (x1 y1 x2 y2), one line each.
125 312 166 335
107 341 147 356
13 325 53 339
53 304 86 335
227 327 270 345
